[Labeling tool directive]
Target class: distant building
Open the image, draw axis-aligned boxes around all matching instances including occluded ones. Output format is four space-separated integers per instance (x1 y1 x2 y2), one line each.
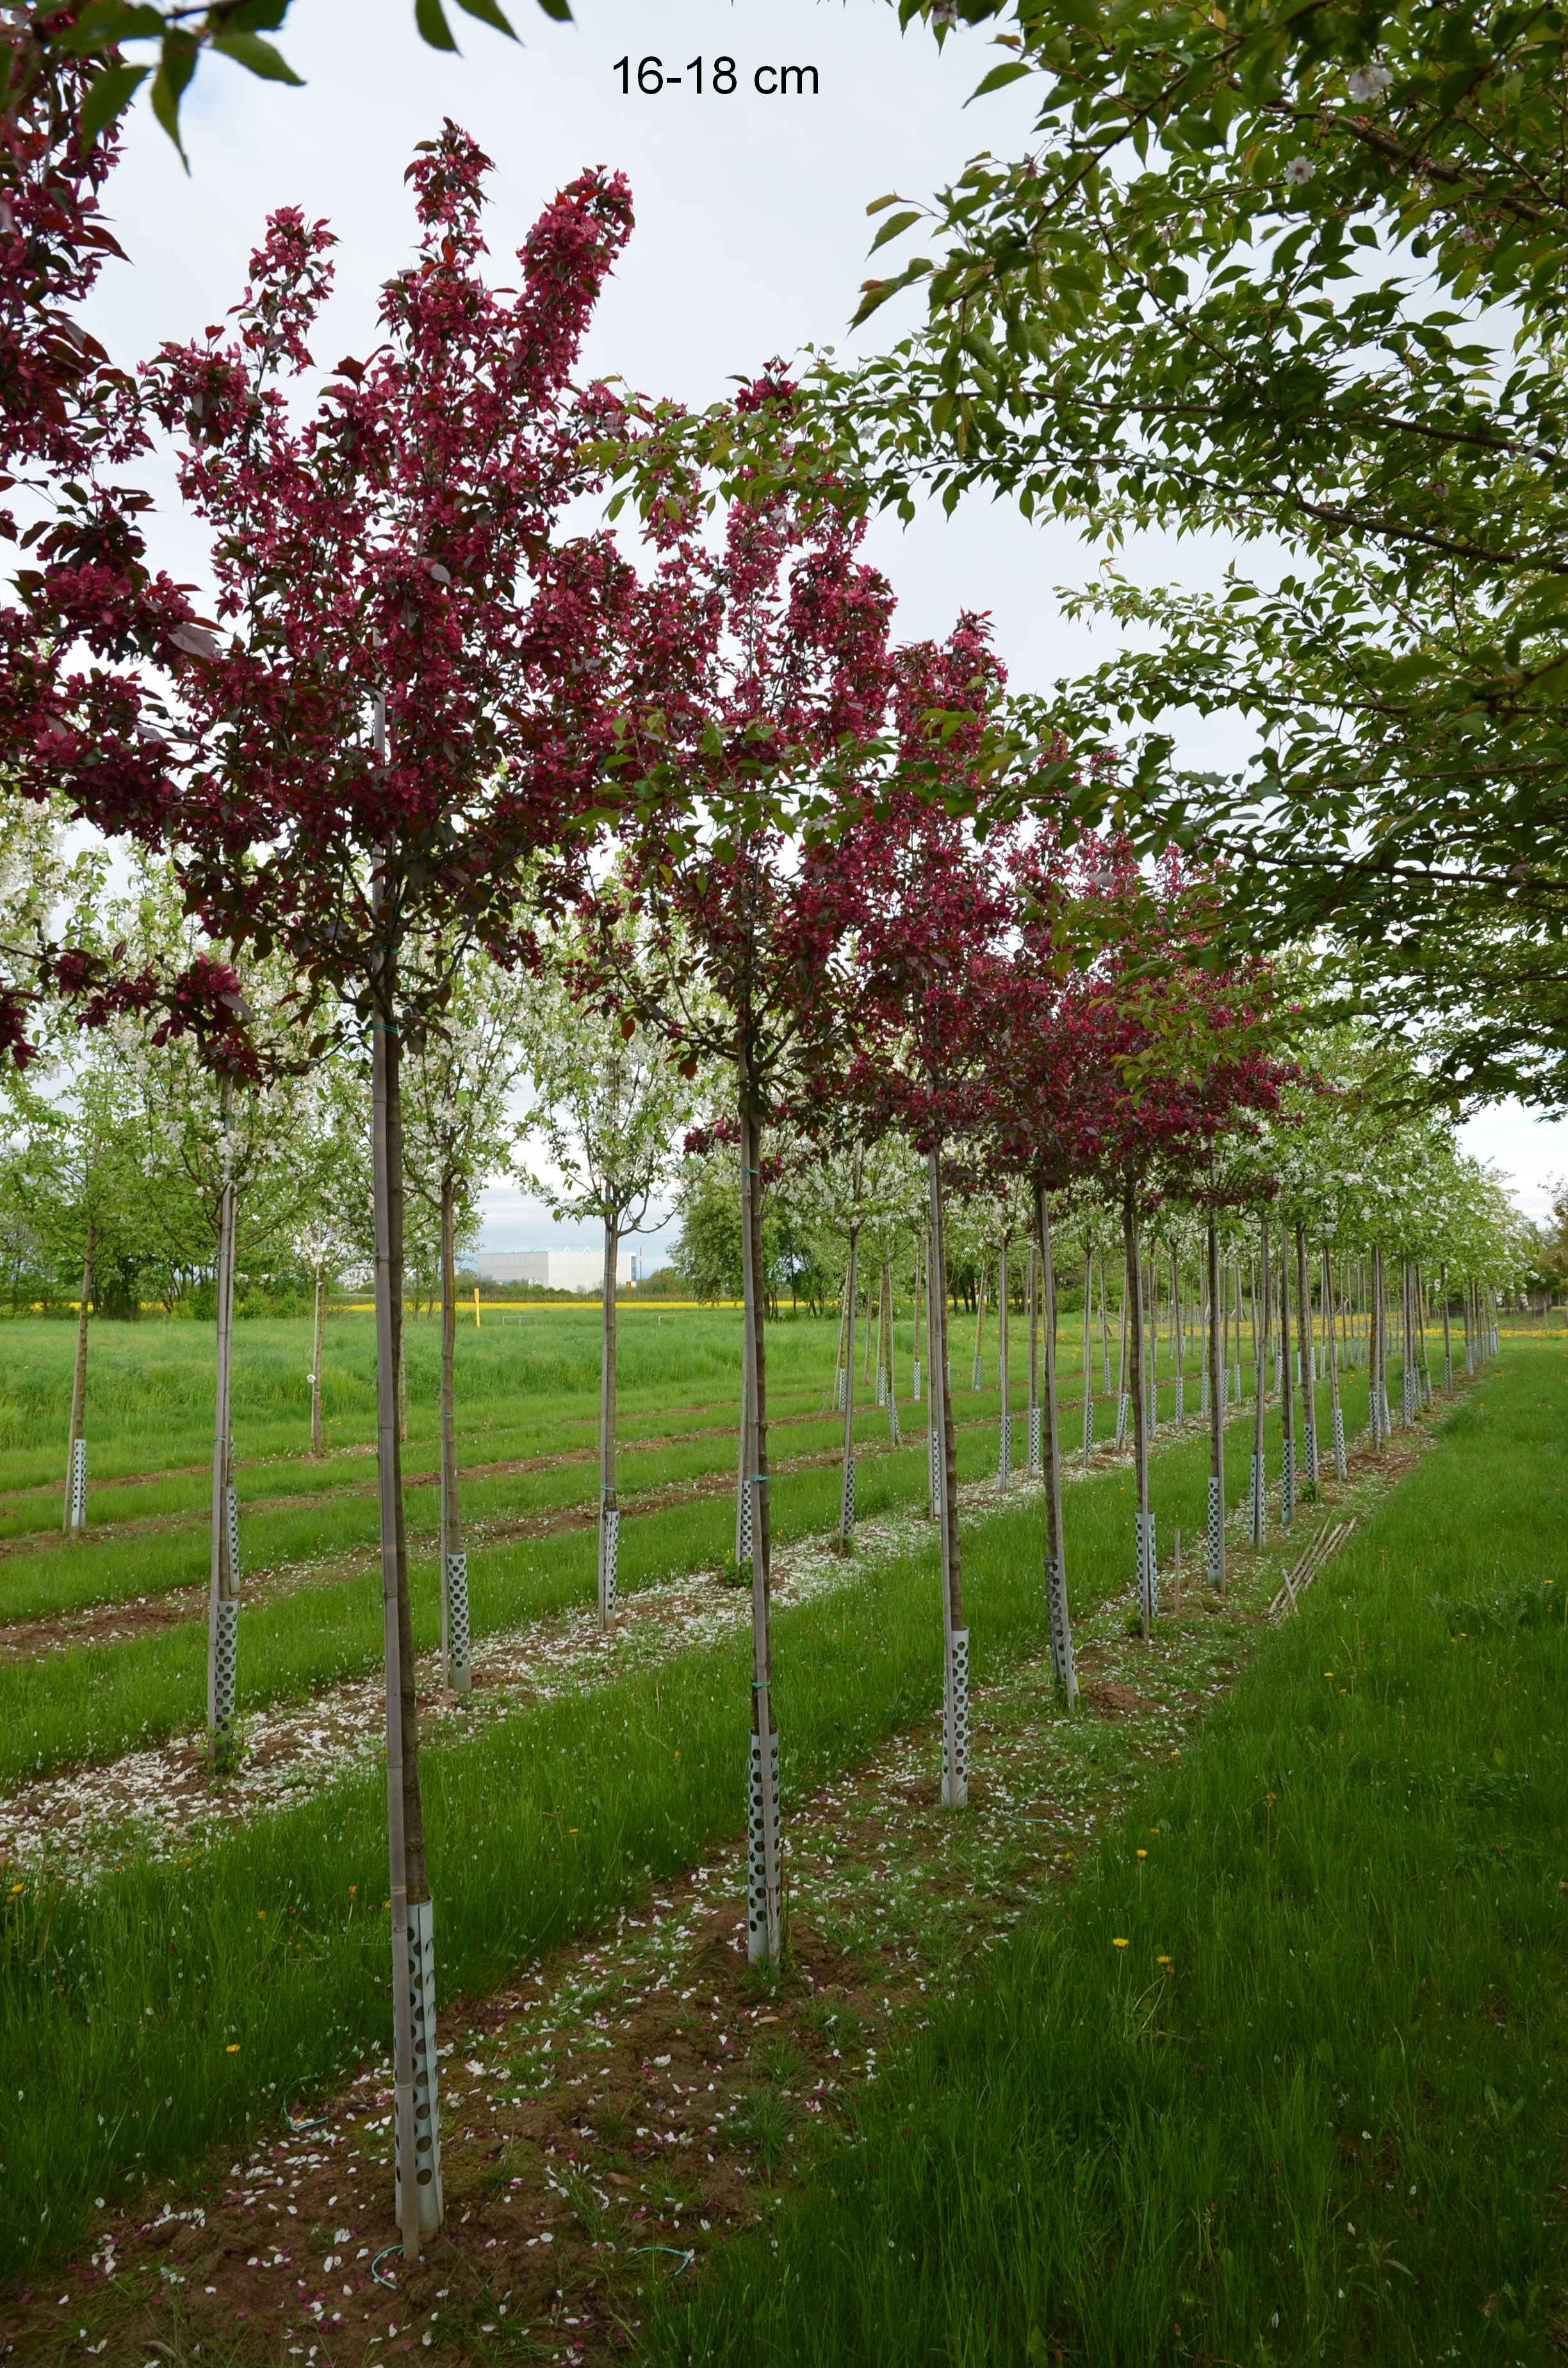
474 1246 636 1293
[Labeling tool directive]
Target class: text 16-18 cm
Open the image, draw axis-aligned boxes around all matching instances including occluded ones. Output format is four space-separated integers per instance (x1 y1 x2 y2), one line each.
613 56 820 96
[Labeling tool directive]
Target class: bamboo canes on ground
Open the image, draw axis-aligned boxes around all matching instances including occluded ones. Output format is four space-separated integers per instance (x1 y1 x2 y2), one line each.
1036 1190 1078 1704
1250 1224 1268 1548
63 1221 95 1537
207 1081 240 1767
929 1150 968 1806
1125 1190 1156 1638
1206 1215 1225 1591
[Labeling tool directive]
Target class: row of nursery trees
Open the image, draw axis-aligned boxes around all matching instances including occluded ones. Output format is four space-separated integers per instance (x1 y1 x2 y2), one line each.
0 107 1526 2260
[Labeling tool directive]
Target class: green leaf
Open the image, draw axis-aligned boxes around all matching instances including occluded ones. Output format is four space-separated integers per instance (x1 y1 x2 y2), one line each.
532 0 573 17
149 31 197 161
79 59 149 138
869 209 922 254
210 29 303 81
414 0 459 49
452 0 518 32
970 58 1033 97
58 1 163 54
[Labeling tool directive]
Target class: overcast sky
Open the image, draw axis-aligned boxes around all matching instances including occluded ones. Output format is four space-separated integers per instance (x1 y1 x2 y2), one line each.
81 0 1568 1244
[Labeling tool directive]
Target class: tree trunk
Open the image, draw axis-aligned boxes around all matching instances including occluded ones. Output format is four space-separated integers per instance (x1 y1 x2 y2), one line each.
1279 1222 1296 1524
371 952 439 2256
1036 1189 1077 1704
838 1224 860 1550
997 1239 1011 1491
310 1260 326 1457
737 1079 779 1965
1207 1216 1225 1592
1115 1257 1130 1449
1172 1246 1184 1422
1027 1242 1041 1476
1295 1222 1318 1493
63 1219 95 1536
913 1231 925 1404
971 1260 986 1392
595 1212 620 1632
881 1260 902 1446
1124 1188 1154 1637
1081 1235 1095 1466
1441 1261 1453 1390
1371 1244 1388 1439
1250 1224 1268 1547
207 1085 240 1767
439 1181 471 1688
929 1149 967 1805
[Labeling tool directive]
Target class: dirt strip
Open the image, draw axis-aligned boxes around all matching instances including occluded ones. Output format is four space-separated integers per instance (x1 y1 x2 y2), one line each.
0 1406 1448 2368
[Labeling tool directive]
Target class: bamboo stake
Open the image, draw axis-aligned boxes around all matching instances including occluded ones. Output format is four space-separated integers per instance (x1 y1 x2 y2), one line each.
1295 1222 1318 1493
1279 1224 1296 1525
997 1239 1011 1492
1081 1233 1095 1467
309 1256 326 1457
1207 1215 1225 1591
1250 1224 1268 1548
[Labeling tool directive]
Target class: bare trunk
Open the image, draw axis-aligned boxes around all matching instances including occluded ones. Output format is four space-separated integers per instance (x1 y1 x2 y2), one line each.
310 1260 326 1456
737 1080 779 1964
929 1149 967 1805
1250 1224 1269 1547
63 1220 95 1535
207 1082 240 1766
439 1181 470 1688
997 1240 1011 1491
1036 1188 1077 1704
1124 1188 1154 1637
1441 1262 1453 1390
1279 1223 1296 1523
1081 1235 1095 1466
1027 1241 1041 1476
1295 1222 1318 1492
1206 1216 1225 1592
1324 1244 1346 1478
838 1226 860 1550
372 945 439 2255
596 1212 620 1631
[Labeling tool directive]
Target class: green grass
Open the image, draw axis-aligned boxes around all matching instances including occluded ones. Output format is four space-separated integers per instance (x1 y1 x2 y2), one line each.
648 1341 1568 2368
0 1372 1367 1788
0 1350 1320 2274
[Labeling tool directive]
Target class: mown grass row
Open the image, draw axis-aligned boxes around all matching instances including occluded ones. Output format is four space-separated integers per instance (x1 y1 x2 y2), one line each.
0 1369 1324 2276
649 1343 1568 2368
0 1376 1369 1789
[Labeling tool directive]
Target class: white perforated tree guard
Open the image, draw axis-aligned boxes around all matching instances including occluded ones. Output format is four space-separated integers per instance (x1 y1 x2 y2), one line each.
1175 1374 1184 1422
941 1627 968 1807
746 1728 781 1964
1207 1476 1223 1591
445 1552 471 1690
1332 1407 1346 1480
1115 1393 1129 1449
997 1411 1011 1492
211 1597 238 1730
597 1509 619 1627
1029 1402 1041 1474
1281 1438 1296 1526
393 1899 443 2235
1250 1451 1265 1547
1136 1509 1158 1632
840 1452 856 1542
69 1436 86 1531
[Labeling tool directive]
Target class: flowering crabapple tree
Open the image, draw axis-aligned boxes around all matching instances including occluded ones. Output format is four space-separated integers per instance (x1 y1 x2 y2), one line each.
0 53 249 1064
519 908 705 1632
1050 838 1287 1632
589 409 898 1963
845 617 1019 1808
143 125 642 2257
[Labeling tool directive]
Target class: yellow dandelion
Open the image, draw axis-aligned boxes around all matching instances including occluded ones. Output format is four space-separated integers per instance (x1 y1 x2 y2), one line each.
226 2044 240 2055
1156 1955 1172 1968
1113 1937 1129 1950
1136 1849 1147 1860
256 1909 266 1920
